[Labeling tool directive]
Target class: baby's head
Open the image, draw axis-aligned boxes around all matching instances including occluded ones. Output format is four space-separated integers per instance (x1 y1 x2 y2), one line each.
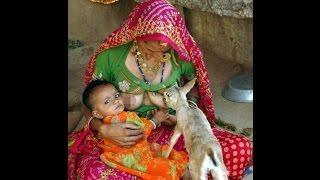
83 80 125 119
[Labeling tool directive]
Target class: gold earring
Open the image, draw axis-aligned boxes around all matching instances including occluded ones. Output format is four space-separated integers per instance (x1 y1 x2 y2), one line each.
160 42 167 47
161 52 171 62
131 40 138 54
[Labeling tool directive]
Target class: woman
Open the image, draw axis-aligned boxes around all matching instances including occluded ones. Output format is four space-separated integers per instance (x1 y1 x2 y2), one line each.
68 0 252 179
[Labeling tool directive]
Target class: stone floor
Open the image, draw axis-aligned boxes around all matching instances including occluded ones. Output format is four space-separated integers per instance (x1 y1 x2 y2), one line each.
244 172 253 180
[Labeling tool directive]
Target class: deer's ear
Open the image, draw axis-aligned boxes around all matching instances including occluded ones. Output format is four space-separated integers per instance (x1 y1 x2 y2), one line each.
181 78 197 95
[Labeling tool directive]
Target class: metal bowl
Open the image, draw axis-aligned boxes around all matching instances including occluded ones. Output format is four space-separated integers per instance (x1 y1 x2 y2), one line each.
222 74 253 103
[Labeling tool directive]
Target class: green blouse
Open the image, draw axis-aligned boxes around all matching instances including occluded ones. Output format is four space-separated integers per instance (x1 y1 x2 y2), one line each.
93 41 196 117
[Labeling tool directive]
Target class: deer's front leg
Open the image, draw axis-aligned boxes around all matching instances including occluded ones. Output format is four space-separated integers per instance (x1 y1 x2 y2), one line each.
165 128 182 158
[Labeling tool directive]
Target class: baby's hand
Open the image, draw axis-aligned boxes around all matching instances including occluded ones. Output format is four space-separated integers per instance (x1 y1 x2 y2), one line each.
150 142 161 152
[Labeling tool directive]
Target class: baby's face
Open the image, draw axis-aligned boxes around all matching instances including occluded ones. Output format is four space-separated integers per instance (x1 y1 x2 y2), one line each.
91 84 125 117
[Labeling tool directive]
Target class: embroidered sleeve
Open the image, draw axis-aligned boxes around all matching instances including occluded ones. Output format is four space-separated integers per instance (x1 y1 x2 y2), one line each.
92 51 111 81
180 60 196 80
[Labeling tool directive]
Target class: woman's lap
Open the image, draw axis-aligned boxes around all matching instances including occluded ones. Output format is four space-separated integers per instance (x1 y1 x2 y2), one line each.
71 126 252 180
213 128 253 179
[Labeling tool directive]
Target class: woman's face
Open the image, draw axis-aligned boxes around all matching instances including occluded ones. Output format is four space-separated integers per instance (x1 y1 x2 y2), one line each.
137 40 171 60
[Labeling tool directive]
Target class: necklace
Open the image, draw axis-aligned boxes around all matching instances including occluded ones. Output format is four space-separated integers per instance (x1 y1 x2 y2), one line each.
133 41 168 73
133 42 166 85
136 50 165 85
137 56 162 73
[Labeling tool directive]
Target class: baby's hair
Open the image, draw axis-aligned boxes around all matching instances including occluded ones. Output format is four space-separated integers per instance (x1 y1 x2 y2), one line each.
82 80 111 111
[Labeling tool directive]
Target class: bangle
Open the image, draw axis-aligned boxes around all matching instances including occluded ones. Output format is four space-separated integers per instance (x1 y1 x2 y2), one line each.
149 119 157 129
151 117 161 128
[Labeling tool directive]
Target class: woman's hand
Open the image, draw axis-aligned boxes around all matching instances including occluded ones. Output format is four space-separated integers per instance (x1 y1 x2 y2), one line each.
151 109 169 124
150 109 177 126
98 123 144 147
162 114 177 126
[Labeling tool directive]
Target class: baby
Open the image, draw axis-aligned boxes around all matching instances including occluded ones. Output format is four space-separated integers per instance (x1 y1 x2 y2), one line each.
82 80 188 180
